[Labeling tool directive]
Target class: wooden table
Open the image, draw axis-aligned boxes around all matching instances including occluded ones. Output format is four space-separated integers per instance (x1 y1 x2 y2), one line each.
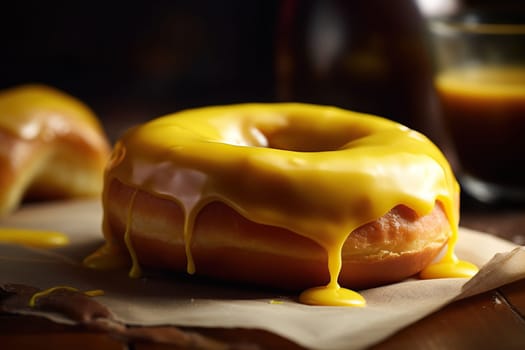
1 197 525 350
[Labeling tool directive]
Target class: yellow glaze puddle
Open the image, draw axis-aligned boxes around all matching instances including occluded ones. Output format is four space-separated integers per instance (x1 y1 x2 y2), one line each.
83 242 129 270
299 285 366 307
420 259 479 280
0 228 69 248
28 286 104 307
84 103 478 306
299 240 366 306
420 227 478 279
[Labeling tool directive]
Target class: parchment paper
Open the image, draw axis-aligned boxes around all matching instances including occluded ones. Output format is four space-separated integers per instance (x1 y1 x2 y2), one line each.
1 199 524 350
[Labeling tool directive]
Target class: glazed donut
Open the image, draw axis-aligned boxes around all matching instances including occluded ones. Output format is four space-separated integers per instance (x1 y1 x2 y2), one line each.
84 103 476 306
0 84 111 215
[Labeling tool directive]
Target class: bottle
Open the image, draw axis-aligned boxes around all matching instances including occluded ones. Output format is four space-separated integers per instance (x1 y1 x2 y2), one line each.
276 0 439 137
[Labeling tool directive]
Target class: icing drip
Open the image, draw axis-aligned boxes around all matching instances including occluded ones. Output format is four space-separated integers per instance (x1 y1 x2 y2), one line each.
28 286 104 307
300 240 366 307
0 228 69 248
124 189 141 278
420 225 478 279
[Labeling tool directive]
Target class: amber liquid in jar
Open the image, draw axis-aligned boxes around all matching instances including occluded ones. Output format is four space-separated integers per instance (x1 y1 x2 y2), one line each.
436 66 525 188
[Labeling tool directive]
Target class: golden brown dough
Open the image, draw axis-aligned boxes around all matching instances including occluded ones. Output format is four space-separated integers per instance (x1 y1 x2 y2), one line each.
103 178 451 290
0 84 110 215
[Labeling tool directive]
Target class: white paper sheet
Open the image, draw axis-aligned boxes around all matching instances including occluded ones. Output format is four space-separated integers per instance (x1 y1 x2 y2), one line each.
1 199 523 350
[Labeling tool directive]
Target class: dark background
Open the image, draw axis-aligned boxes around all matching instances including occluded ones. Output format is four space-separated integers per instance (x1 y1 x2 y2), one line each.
0 1 279 135
0 0 519 141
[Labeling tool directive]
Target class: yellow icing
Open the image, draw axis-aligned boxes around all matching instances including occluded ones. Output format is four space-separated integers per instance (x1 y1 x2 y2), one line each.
84 289 105 297
83 242 129 270
419 260 479 280
0 228 69 248
0 84 104 141
419 222 478 279
299 285 366 307
28 286 105 307
124 189 141 278
85 103 477 306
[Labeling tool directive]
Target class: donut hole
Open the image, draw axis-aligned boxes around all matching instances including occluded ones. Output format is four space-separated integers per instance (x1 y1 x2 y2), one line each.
264 124 359 152
251 120 371 152
215 109 374 152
